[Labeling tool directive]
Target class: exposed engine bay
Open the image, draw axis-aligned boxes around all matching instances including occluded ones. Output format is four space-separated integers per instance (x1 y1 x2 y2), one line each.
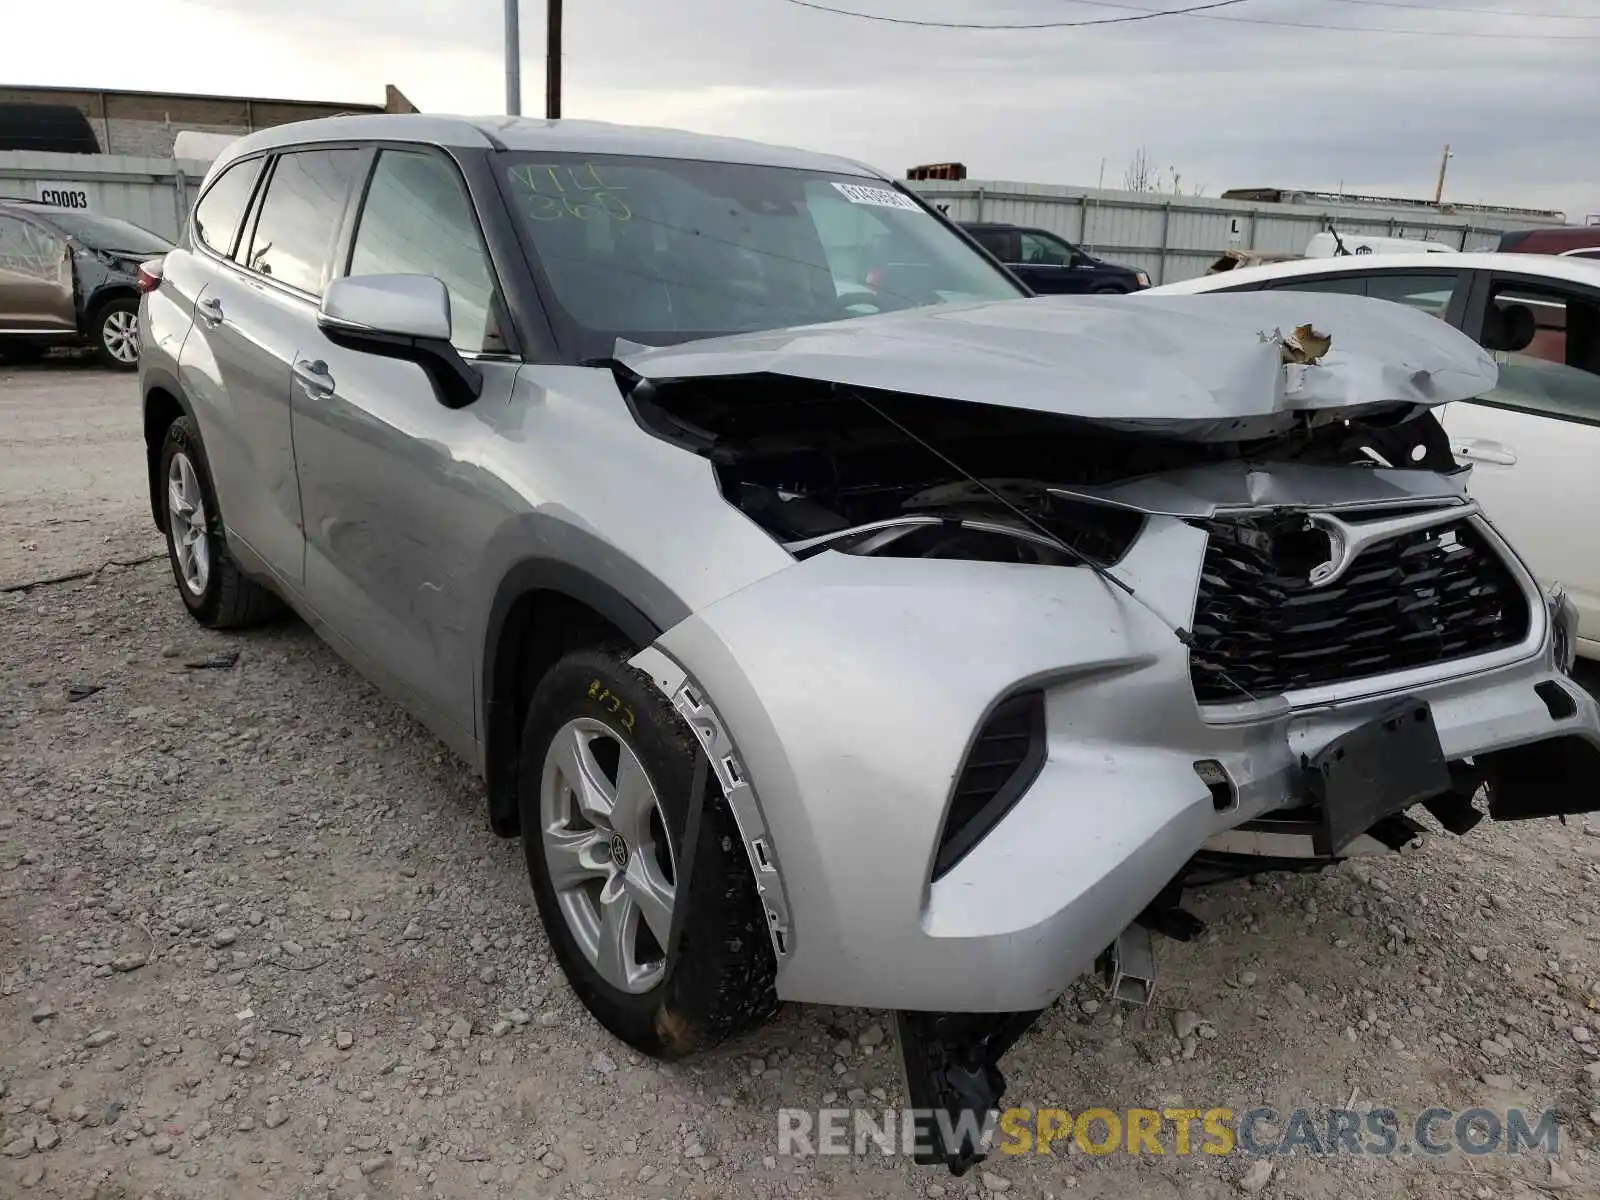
620 369 1464 569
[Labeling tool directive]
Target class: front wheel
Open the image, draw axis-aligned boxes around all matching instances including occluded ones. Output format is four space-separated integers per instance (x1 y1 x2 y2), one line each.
518 647 778 1059
92 298 140 370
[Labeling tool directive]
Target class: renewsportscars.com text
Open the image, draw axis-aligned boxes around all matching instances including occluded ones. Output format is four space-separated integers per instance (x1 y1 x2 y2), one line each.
777 1106 1561 1158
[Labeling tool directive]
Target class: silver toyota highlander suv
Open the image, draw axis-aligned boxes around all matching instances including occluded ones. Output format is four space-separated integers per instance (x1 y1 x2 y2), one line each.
138 114 1600 1173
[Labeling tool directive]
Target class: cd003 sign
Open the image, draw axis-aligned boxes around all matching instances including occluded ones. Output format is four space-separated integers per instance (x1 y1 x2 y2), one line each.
35 184 95 210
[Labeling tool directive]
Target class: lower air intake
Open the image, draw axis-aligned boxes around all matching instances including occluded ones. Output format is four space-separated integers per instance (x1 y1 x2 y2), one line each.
932 690 1047 880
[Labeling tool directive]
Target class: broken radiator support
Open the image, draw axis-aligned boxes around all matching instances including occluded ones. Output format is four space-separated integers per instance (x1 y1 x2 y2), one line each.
896 1008 1044 1175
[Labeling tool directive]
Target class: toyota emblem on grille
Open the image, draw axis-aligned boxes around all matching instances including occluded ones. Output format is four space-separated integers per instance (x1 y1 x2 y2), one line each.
1302 503 1482 589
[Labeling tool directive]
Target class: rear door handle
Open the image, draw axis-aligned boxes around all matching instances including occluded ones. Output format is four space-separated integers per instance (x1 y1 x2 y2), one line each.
1454 439 1517 466
292 358 335 400
196 297 224 327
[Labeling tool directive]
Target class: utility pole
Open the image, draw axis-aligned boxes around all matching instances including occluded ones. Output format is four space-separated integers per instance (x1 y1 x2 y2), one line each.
504 0 521 115
546 0 563 120
1433 143 1453 205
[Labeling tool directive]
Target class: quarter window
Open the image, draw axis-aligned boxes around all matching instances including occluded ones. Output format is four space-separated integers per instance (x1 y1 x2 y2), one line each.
347 150 501 354
241 149 365 296
192 158 262 256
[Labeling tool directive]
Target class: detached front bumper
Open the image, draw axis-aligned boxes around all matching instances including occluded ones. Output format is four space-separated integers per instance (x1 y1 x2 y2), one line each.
646 518 1600 1014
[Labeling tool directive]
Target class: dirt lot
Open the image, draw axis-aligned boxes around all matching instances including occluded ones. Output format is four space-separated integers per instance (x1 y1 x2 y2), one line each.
5 361 1600 1200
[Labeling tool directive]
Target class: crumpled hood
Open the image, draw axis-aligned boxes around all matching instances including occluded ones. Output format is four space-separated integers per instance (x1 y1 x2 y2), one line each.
617 291 1498 442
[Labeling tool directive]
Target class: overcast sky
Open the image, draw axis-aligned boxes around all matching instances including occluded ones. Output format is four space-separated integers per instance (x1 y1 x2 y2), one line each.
13 0 1599 219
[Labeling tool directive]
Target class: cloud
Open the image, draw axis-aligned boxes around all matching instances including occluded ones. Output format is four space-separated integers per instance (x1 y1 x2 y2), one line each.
11 0 1598 218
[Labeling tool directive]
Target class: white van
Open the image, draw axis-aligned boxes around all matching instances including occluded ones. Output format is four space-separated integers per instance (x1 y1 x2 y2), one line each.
1304 231 1453 258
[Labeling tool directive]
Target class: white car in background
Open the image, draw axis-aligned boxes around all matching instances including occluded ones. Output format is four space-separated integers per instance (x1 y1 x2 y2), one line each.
1150 252 1600 658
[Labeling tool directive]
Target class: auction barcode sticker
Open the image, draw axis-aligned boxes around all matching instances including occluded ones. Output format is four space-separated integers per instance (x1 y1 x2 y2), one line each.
832 182 921 212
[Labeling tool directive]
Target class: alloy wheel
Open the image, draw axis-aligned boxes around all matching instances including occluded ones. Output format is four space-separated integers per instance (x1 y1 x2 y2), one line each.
539 717 678 994
102 309 139 364
166 452 210 596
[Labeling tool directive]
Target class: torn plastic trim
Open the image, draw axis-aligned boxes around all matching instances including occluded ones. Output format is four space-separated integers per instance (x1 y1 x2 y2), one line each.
628 645 794 961
1045 460 1472 519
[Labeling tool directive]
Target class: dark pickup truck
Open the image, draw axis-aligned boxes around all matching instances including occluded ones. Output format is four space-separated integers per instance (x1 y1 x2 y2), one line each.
961 221 1149 295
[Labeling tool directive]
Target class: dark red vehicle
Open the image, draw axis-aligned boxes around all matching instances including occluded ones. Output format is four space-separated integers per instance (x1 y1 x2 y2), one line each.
1498 227 1600 260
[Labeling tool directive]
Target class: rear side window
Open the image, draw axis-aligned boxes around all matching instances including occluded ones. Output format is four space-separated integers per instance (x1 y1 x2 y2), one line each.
346 150 501 354
1363 272 1459 319
1265 271 1459 319
1266 274 1366 297
969 229 1013 260
0 214 63 280
241 148 365 296
193 158 262 256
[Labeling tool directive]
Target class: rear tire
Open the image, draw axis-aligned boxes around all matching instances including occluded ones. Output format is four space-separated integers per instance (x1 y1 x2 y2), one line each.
159 416 279 628
518 646 778 1059
91 298 140 370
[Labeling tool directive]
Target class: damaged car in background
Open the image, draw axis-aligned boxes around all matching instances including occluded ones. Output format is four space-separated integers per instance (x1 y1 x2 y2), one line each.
138 115 1600 1177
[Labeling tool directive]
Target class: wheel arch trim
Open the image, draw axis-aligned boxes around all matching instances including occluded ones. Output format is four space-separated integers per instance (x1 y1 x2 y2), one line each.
479 549 685 829
141 369 195 529
629 644 794 964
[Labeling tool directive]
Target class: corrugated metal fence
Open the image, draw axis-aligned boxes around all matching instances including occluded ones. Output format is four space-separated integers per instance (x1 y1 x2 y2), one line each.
0 150 205 242
907 179 1541 284
0 151 1555 285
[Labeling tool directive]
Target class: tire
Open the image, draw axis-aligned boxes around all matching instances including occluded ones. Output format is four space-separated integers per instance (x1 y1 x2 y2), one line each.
1091 284 1129 294
91 297 141 370
159 416 279 628
518 646 778 1060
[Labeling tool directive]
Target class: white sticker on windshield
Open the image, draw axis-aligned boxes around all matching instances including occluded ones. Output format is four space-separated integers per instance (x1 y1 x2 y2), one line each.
831 182 921 212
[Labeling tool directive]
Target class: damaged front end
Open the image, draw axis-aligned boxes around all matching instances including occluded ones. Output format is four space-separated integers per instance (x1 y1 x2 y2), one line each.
610 292 1600 1173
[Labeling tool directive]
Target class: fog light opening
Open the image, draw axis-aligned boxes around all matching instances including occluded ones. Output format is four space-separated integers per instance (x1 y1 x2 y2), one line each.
1194 759 1236 812
1536 680 1578 722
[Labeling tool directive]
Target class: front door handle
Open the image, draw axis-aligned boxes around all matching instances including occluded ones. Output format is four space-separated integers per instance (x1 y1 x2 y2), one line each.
293 358 335 400
1454 439 1518 467
196 297 224 328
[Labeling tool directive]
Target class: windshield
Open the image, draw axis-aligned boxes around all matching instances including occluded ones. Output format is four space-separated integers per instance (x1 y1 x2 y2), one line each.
43 212 173 255
495 153 1023 355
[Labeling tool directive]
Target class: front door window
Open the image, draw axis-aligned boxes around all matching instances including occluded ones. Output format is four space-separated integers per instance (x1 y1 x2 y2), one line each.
1018 231 1075 266
1473 280 1600 421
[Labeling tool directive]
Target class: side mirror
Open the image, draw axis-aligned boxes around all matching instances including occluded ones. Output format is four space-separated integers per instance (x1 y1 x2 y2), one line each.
317 274 483 410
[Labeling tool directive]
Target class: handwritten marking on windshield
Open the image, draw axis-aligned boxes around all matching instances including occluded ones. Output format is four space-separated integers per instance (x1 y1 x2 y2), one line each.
509 164 632 222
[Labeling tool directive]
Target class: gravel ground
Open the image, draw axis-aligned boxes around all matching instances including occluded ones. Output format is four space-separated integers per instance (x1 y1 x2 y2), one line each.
5 362 1600 1200
0 354 152 593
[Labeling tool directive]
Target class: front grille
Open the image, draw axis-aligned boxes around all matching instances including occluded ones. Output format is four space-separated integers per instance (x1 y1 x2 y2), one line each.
1189 512 1530 703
